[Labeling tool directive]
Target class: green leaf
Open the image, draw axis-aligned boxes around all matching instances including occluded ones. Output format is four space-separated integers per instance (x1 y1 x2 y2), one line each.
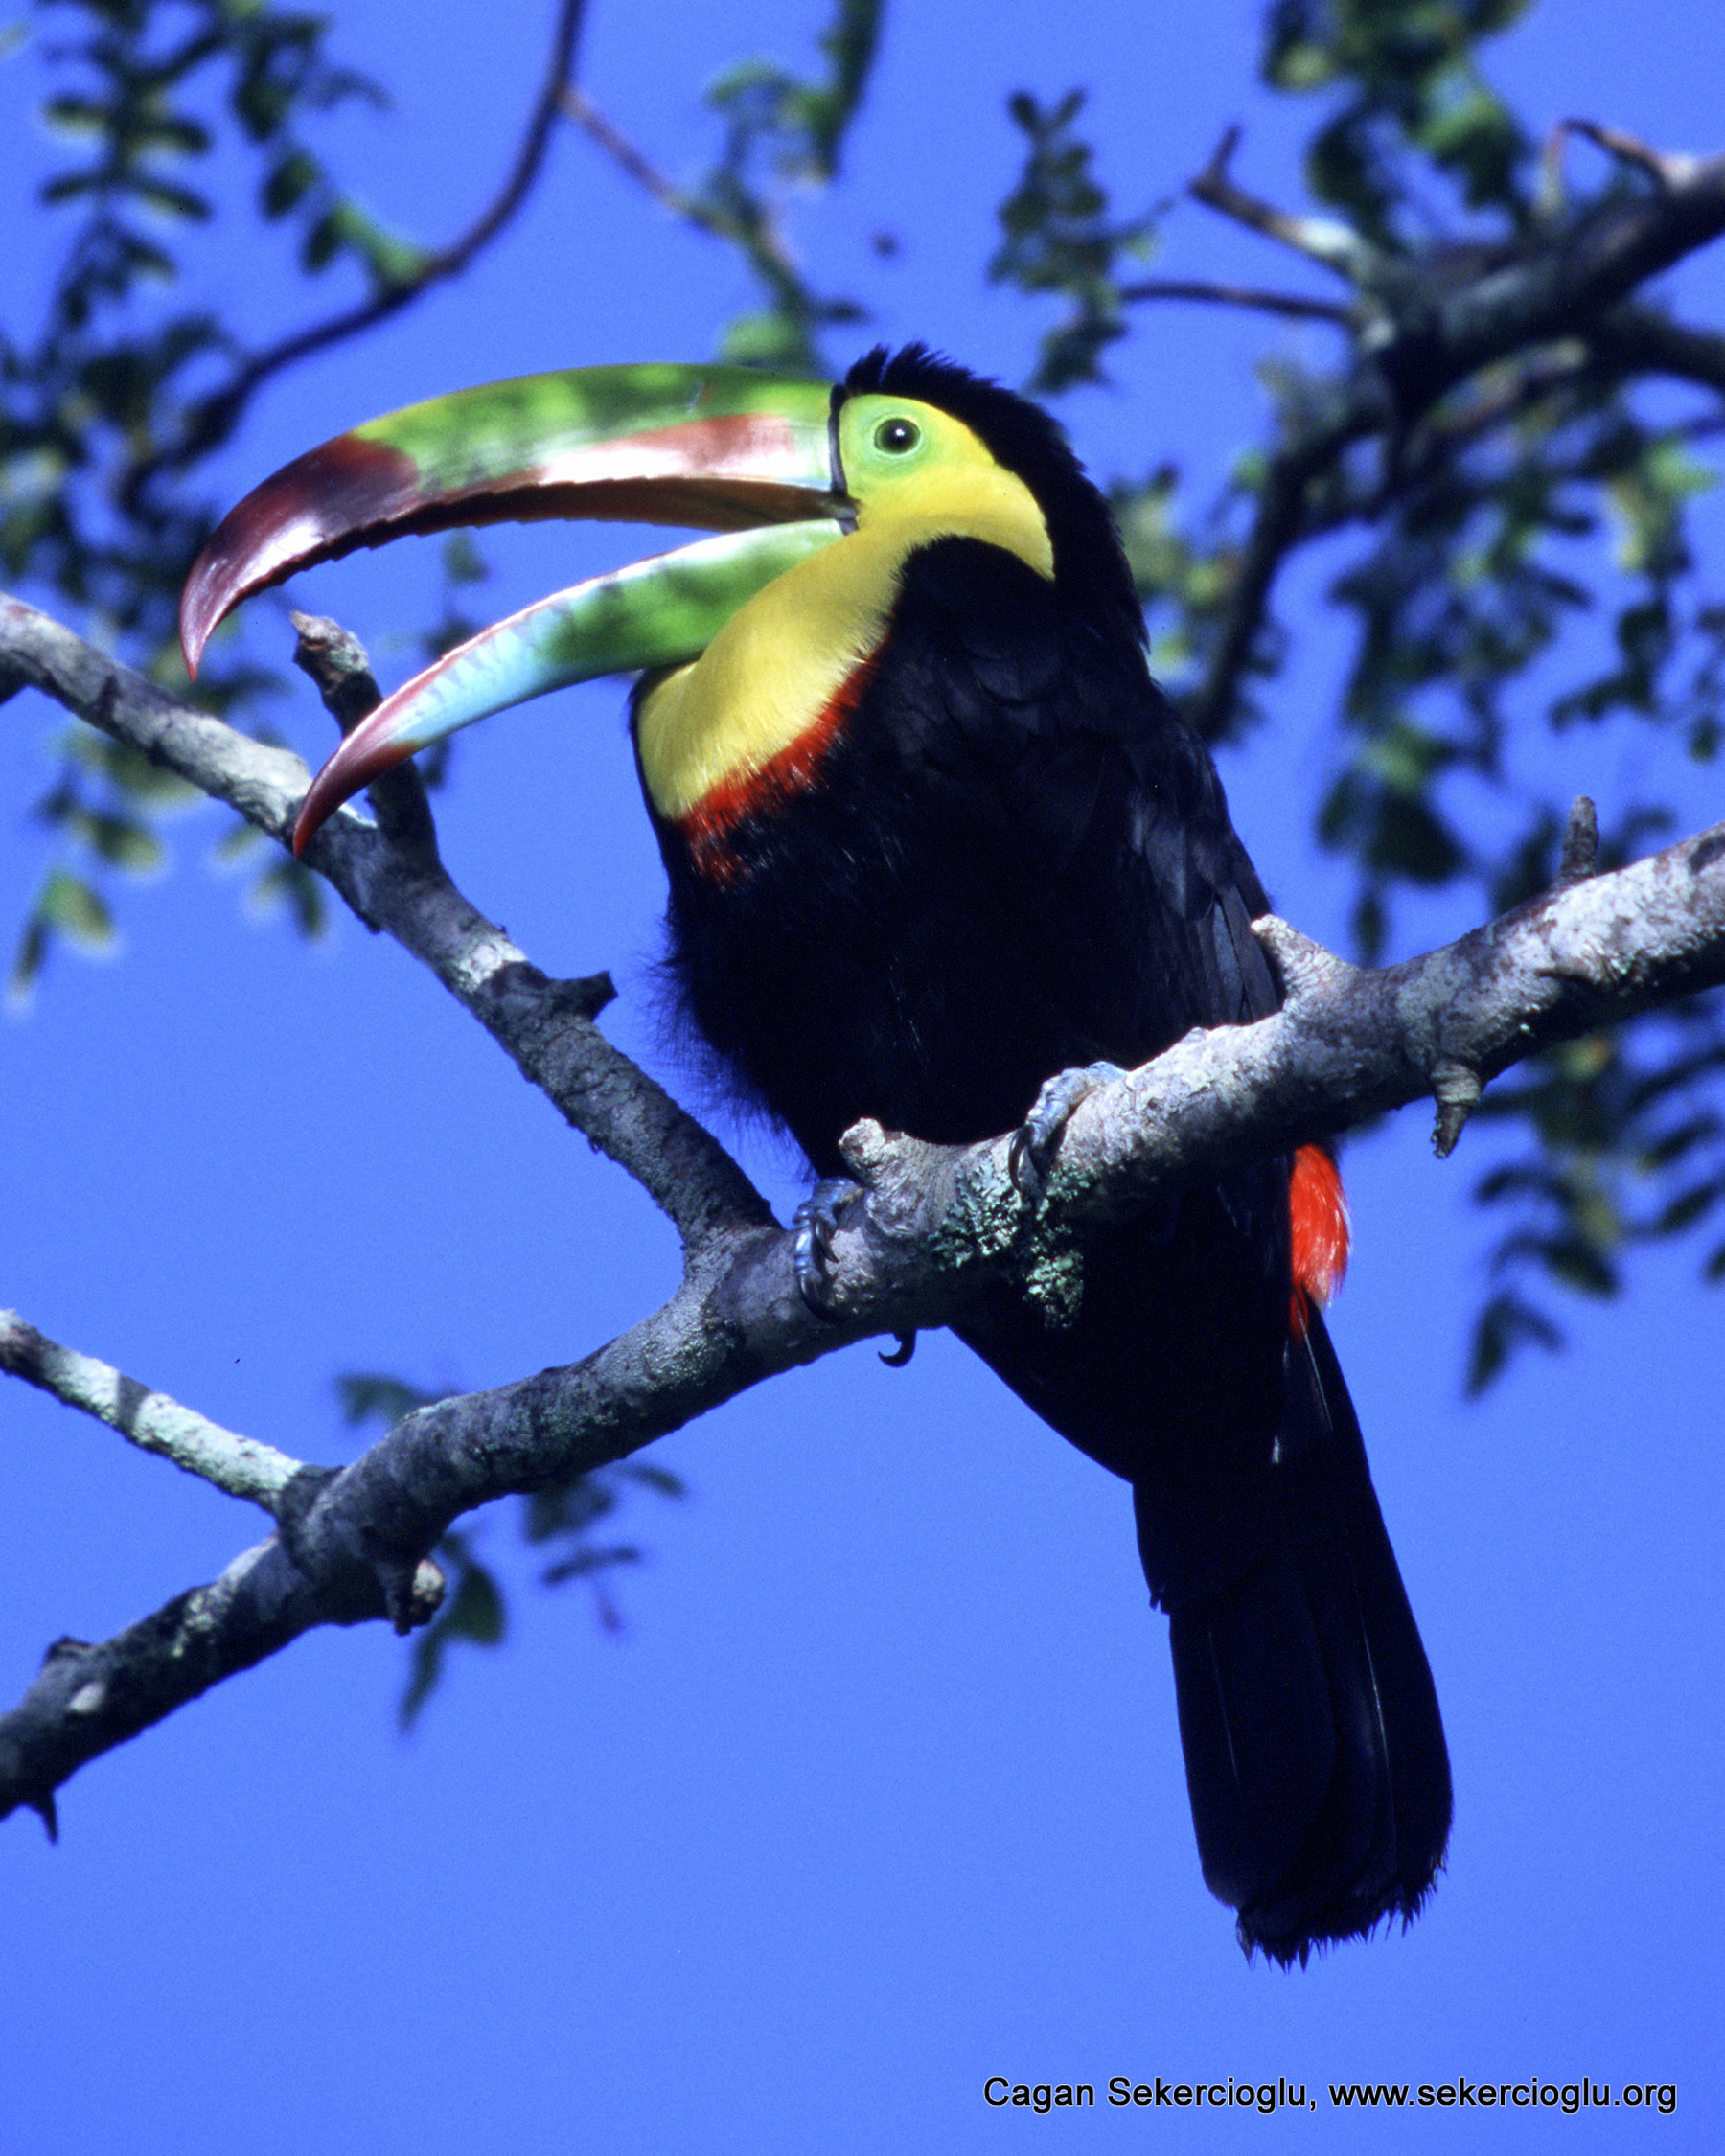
718 310 820 371
1650 1181 1725 1238
67 809 165 872
248 857 327 937
132 177 213 224
399 1533 508 1729
444 1556 506 1646
1494 1229 1619 1298
299 206 341 271
543 1544 641 1588
40 868 114 951
620 1462 688 1499
42 95 109 140
1642 1114 1723 1172
1467 1290 1563 1395
8 914 50 1004
261 149 317 218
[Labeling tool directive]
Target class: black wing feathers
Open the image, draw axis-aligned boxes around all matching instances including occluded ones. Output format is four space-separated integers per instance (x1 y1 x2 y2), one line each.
877 537 1265 1063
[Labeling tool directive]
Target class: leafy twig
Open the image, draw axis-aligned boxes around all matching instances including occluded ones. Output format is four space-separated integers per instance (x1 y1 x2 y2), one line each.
133 0 591 491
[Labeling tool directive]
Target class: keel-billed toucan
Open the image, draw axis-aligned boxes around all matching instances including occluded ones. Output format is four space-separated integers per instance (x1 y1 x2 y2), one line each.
182 346 1451 1962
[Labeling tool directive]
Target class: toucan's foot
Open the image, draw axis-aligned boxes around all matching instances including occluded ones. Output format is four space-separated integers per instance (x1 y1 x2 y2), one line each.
794 1178 865 1320
1010 1063 1127 1193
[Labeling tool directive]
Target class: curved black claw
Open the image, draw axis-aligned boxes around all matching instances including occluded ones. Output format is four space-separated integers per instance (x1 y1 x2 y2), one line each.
1009 1062 1128 1194
879 1331 916 1367
794 1177 865 1320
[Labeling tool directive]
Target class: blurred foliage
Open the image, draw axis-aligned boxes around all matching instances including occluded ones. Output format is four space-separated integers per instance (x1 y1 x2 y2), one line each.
5 0 1725 1396
671 0 882 369
989 89 1159 394
334 1375 685 1723
1261 0 1537 241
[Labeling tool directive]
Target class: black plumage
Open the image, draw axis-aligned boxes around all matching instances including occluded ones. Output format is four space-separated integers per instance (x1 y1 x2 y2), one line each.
637 347 1451 1961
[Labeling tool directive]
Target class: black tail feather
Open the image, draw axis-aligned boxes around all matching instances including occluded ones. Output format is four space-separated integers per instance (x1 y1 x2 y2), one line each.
1149 1313 1451 1964
956 1214 1449 1964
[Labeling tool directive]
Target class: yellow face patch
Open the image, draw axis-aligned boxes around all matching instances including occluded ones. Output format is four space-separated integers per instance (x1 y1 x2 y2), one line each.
836 393 1055 580
635 395 1053 822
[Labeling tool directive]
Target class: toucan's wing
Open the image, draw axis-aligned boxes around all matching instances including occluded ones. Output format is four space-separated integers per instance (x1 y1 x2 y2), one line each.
873 535 1280 1062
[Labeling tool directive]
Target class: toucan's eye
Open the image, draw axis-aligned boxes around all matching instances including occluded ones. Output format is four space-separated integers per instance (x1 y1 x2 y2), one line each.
873 415 922 455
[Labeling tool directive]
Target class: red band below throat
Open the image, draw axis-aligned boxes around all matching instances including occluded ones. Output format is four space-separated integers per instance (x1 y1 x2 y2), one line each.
677 644 886 884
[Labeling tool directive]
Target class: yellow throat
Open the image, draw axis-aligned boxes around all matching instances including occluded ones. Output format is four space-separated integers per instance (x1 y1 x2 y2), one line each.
634 393 1056 824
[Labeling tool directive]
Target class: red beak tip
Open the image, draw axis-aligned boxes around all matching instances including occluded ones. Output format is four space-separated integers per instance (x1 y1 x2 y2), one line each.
178 579 217 678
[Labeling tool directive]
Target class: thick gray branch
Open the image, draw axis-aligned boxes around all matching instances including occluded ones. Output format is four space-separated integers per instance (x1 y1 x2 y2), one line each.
1007 821 1725 1229
5 675 1723 1818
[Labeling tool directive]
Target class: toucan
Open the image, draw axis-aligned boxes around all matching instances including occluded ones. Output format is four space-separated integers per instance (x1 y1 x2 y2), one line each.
181 345 1451 1962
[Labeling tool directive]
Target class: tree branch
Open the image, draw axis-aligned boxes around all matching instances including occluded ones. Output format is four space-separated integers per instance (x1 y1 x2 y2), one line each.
0 592 770 1254
1119 276 1357 326
7 592 1725 1820
1182 131 1725 742
0 1311 307 1515
1189 126 1380 282
564 85 714 228
1184 395 1381 743
560 83 805 284
1552 118 1702 194
290 611 440 856
1586 304 1725 396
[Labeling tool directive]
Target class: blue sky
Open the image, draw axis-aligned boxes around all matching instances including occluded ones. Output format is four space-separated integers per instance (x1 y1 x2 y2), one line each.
4 1 1722 2147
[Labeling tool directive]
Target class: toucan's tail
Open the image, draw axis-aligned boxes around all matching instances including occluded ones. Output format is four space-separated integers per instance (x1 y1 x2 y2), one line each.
1142 1311 1451 1964
954 1204 1450 1964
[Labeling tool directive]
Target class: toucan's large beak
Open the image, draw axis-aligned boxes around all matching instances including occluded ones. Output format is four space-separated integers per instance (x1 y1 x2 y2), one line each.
177 365 846 855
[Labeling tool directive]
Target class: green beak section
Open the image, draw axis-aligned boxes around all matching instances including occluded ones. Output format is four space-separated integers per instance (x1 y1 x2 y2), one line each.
176 360 855 856
289 519 844 854
180 363 840 674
